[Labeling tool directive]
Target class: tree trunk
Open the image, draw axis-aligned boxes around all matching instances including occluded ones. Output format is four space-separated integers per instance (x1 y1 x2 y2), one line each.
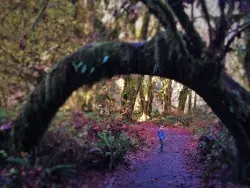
147 76 156 117
139 75 156 120
187 90 192 113
163 79 173 114
163 79 172 113
178 85 189 112
193 93 197 110
121 75 142 119
130 76 143 117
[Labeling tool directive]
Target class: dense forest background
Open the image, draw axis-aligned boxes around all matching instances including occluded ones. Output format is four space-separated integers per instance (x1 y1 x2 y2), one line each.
1 0 250 187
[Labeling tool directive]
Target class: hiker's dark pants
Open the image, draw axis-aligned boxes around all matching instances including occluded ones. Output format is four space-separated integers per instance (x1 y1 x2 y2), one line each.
159 139 163 152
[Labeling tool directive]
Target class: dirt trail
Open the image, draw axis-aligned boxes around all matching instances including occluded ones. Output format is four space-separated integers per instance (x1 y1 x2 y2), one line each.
112 127 203 188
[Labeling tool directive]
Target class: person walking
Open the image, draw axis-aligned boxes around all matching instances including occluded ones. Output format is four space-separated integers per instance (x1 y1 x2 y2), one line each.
157 125 165 153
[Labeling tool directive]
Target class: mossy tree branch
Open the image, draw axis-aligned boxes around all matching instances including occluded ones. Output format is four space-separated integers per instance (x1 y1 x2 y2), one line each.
13 31 250 183
14 31 250 148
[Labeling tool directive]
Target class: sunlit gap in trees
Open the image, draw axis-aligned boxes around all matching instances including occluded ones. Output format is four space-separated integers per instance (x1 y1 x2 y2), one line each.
61 74 212 123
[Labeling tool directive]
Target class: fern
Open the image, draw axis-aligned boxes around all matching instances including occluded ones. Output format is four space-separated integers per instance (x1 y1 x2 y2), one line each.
97 131 132 170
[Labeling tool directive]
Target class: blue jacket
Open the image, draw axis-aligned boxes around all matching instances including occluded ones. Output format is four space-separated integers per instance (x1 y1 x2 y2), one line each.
158 130 165 140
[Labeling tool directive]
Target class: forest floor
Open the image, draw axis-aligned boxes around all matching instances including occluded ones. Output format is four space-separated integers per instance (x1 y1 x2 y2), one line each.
74 123 211 188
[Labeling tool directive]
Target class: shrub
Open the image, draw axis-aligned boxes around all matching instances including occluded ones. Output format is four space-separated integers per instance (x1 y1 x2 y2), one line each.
197 123 238 183
0 152 76 187
0 110 143 186
97 131 133 170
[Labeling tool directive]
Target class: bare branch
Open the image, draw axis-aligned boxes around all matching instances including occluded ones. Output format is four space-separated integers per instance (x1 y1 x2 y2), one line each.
225 22 250 53
140 0 190 58
213 0 227 52
164 0 206 57
20 0 49 50
30 0 49 32
199 0 213 44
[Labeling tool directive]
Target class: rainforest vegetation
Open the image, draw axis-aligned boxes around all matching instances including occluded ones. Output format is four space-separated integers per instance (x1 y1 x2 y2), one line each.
1 0 250 187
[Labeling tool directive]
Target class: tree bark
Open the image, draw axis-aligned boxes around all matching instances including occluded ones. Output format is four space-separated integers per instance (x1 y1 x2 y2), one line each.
121 75 142 119
193 92 197 110
244 4 250 87
187 90 192 113
139 75 155 120
130 76 143 117
163 79 172 113
244 28 250 86
178 85 189 113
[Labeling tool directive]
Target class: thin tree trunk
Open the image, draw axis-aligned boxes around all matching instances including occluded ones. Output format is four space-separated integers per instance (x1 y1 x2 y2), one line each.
147 76 156 117
193 93 197 110
130 76 143 116
187 90 192 113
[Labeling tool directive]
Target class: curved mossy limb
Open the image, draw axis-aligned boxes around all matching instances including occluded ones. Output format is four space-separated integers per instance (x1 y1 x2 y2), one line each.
13 32 250 184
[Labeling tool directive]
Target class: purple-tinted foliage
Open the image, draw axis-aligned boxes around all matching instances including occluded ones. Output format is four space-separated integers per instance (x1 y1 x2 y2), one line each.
0 121 12 131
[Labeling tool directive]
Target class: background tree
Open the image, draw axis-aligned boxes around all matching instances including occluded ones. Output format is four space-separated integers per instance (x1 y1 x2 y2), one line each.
163 79 173 114
177 85 189 113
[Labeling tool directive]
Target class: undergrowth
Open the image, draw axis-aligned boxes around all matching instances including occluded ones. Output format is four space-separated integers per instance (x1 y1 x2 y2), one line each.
188 120 240 185
0 109 144 187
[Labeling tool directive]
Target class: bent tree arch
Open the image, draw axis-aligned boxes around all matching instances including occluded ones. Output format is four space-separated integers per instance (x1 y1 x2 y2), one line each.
13 0 250 184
